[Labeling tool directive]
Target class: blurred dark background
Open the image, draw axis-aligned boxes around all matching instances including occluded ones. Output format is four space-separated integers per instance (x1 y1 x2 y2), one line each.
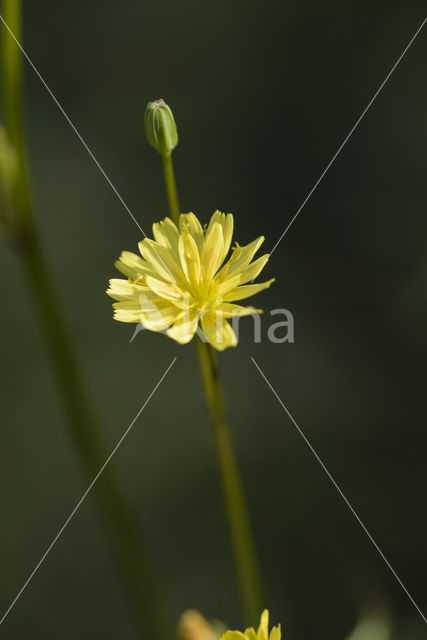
1 0 427 638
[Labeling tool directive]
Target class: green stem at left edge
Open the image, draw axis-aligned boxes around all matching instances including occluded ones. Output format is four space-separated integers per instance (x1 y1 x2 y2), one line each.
161 151 264 626
1 2 166 637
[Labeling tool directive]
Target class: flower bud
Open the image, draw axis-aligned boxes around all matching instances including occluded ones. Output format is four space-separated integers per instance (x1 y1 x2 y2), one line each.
145 99 178 156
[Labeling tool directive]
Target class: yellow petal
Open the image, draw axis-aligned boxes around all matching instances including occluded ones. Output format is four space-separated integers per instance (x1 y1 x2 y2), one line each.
152 217 180 254
216 273 244 298
145 275 186 303
218 236 264 280
179 227 201 286
200 311 237 351
179 212 204 252
111 294 148 317
257 610 269 640
221 633 247 640
138 238 185 284
223 279 275 302
206 210 222 230
201 222 224 280
207 211 234 262
221 213 234 261
141 306 183 331
112 290 164 323
269 625 281 640
244 629 257 640
113 301 144 323
107 278 146 301
217 303 262 318
240 254 269 284
114 251 156 280
166 310 199 344
127 290 183 330
112 289 180 327
138 290 183 330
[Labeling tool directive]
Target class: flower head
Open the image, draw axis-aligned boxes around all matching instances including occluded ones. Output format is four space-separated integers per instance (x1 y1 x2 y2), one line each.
220 610 281 640
107 211 274 350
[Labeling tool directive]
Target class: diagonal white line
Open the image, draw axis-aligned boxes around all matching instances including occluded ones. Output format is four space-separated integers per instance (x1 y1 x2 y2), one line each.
268 16 427 258
251 356 427 625
0 14 145 236
0 14 181 284
0 356 177 626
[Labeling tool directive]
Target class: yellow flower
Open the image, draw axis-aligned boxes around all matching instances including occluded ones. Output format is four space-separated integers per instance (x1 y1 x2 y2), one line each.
107 211 274 350
220 610 281 640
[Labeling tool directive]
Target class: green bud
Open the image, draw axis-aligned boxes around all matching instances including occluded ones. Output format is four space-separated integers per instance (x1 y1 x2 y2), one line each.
145 99 178 156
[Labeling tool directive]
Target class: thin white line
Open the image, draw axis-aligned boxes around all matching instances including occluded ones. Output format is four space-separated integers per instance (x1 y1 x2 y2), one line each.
0 14 145 236
251 356 427 625
268 16 427 258
0 356 177 626
0 14 181 284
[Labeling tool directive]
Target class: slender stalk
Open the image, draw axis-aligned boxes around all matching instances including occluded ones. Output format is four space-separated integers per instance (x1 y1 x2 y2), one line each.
161 151 264 625
162 153 180 223
1 2 164 637
196 339 264 624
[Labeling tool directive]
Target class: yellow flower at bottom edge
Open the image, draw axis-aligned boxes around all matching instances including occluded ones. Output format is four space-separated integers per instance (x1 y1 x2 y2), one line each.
107 211 275 350
220 610 281 640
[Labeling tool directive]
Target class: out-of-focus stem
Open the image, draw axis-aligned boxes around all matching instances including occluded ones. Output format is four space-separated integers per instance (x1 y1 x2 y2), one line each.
1 0 32 229
161 150 264 625
1 1 165 637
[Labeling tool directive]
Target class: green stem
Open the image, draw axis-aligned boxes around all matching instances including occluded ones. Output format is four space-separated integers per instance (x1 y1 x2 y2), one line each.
162 153 180 223
161 151 264 625
1 0 32 229
2 2 165 637
196 339 264 625
18 236 165 638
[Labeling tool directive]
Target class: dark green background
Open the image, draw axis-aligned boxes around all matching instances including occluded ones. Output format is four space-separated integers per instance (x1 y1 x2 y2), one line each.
1 1 426 638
